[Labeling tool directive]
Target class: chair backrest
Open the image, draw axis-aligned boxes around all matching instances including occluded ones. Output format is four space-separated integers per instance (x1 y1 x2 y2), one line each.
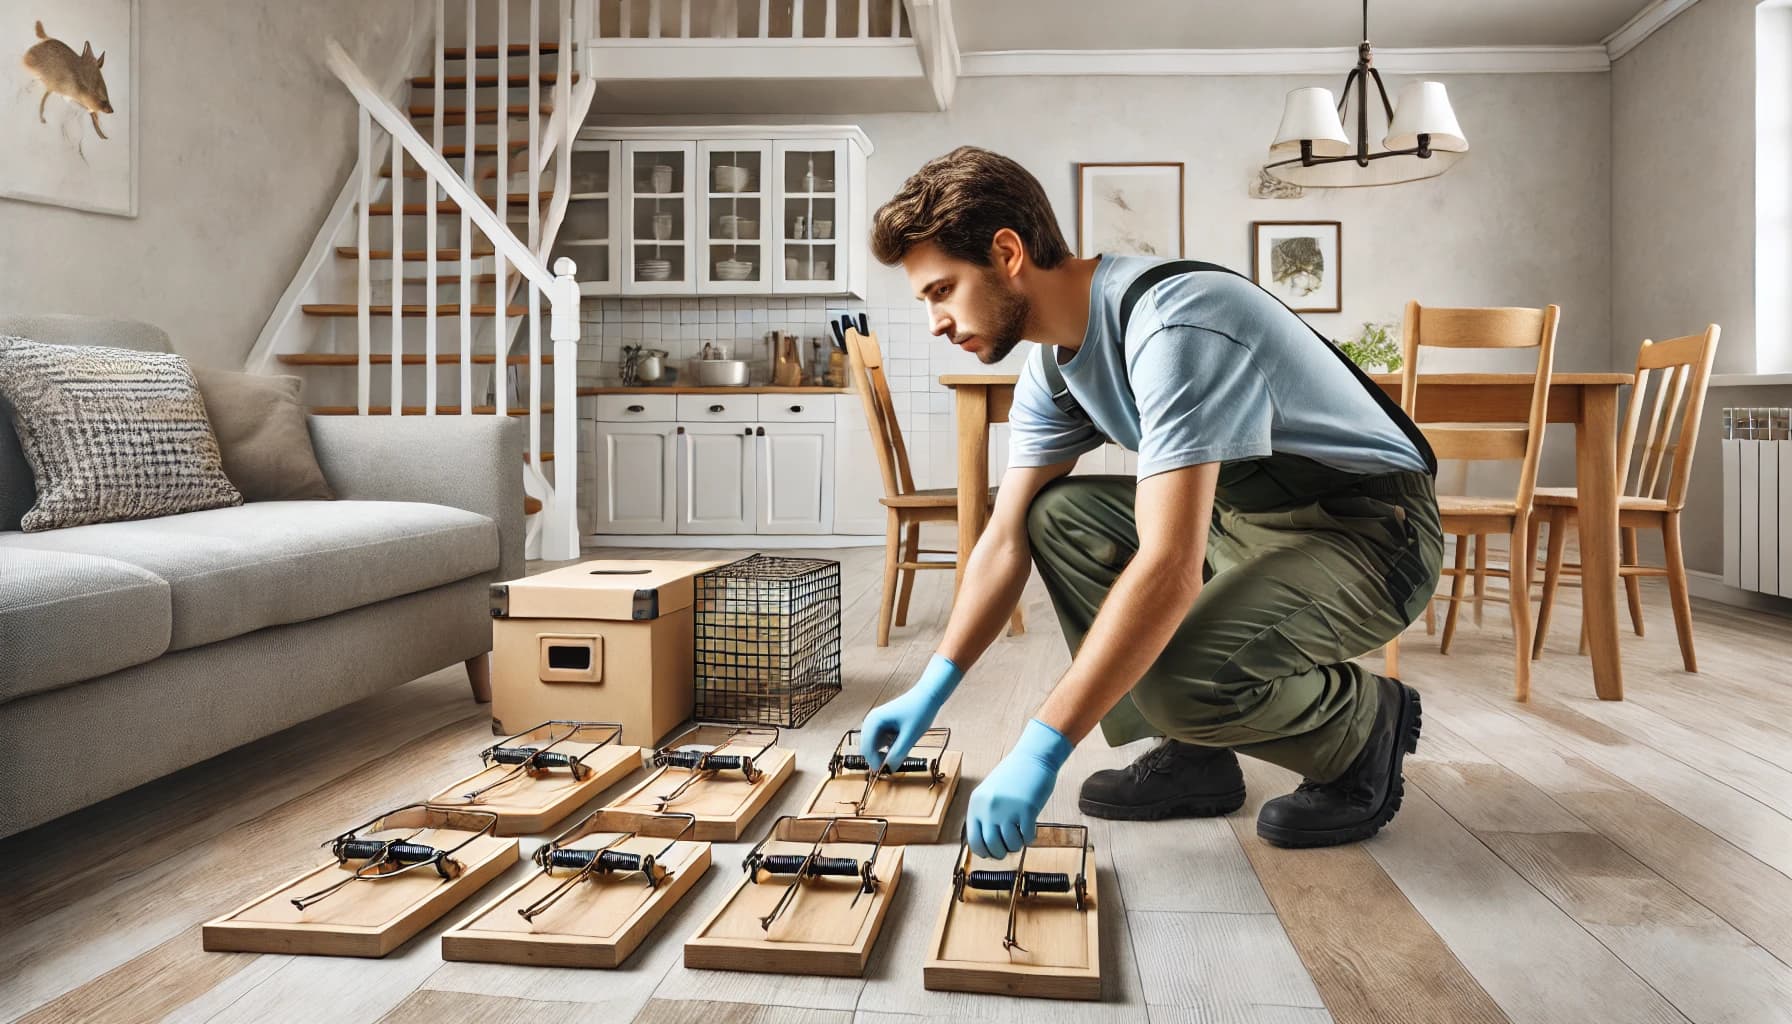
1399 301 1560 510
842 328 916 500
1616 325 1720 510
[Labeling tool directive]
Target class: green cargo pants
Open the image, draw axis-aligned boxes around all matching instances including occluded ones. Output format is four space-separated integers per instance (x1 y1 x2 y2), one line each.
1027 453 1443 782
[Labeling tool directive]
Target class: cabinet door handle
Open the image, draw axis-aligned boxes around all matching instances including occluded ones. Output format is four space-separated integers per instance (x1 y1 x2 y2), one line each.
676 425 685 434
627 403 645 413
788 404 803 413
743 427 752 436
756 426 765 436
709 404 725 413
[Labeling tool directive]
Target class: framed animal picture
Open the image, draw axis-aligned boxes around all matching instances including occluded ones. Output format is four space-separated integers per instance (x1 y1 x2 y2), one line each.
1 0 138 216
1252 221 1341 313
1076 162 1184 259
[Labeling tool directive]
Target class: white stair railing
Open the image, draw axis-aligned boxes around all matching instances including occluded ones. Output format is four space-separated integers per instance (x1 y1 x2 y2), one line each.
325 37 583 562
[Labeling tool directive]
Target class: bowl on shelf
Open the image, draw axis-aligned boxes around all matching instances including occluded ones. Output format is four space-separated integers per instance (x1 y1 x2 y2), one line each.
714 258 755 281
636 258 672 282
812 219 833 239
719 214 760 239
713 165 752 193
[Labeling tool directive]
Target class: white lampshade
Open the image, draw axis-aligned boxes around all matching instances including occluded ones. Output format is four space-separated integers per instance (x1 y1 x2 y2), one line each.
1270 87 1351 158
1384 81 1468 153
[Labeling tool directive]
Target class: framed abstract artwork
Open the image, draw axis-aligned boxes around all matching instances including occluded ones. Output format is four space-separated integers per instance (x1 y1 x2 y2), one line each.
1076 162 1184 259
1252 220 1341 313
1 0 139 216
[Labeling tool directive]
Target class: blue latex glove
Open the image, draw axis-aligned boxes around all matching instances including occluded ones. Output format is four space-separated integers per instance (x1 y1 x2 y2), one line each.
859 653 963 772
965 718 1073 861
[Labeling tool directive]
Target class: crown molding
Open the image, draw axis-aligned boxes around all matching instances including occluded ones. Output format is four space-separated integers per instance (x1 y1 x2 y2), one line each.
956 45 1612 78
1603 0 1702 61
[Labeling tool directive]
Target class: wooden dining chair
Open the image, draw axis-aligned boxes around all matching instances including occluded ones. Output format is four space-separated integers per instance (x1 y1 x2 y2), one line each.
1386 301 1559 701
843 328 1023 646
1531 325 1720 671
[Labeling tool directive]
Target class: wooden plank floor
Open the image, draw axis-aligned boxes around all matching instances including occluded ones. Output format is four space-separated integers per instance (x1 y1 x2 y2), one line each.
5 537 1792 1023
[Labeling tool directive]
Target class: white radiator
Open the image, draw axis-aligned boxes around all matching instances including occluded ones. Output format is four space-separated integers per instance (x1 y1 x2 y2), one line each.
1722 408 1792 594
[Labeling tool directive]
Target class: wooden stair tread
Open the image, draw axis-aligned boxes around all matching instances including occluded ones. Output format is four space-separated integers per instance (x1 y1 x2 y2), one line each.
438 142 530 157
441 42 561 59
524 451 554 462
524 495 543 515
278 353 551 366
336 246 494 260
411 72 577 88
311 404 554 416
364 192 553 216
301 303 529 317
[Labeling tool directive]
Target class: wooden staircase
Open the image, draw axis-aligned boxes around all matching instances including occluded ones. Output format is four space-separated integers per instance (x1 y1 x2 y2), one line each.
291 13 593 542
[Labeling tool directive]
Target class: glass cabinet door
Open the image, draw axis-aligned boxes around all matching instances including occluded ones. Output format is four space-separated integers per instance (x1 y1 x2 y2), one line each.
697 141 772 294
556 142 618 296
621 142 696 294
773 140 848 294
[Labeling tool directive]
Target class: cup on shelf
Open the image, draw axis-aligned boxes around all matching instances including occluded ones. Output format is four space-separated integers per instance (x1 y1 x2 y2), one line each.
651 164 674 193
653 213 674 241
785 255 805 280
812 219 833 240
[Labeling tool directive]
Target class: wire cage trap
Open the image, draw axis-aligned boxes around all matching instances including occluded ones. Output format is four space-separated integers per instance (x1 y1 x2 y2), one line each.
693 554 841 727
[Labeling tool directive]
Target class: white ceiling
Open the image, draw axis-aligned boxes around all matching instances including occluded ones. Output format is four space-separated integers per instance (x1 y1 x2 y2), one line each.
950 0 1661 51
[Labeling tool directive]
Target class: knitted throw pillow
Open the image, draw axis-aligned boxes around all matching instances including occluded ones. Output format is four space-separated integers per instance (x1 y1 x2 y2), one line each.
0 336 243 531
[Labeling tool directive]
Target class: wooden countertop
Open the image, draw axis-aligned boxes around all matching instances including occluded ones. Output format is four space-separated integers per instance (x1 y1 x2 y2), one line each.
577 385 849 395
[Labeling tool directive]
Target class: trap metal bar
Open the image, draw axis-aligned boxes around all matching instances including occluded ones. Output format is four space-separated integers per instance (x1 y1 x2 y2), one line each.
290 804 500 910
744 814 889 932
828 727 949 815
463 720 623 802
951 823 1090 953
517 811 696 922
648 723 779 811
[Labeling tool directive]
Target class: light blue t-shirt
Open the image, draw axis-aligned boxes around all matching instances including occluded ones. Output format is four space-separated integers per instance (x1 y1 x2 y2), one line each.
1008 255 1428 480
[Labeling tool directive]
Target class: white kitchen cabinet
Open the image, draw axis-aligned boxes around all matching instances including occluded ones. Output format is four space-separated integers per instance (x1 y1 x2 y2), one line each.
560 142 620 297
576 125 872 298
589 392 851 539
677 421 757 534
620 141 698 295
757 422 835 534
593 421 677 533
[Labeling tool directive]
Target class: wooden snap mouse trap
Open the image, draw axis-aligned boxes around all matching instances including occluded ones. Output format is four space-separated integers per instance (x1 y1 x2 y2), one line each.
603 723 794 841
425 720 642 834
798 727 960 843
441 809 711 968
201 804 516 958
684 815 903 977
923 823 1100 1000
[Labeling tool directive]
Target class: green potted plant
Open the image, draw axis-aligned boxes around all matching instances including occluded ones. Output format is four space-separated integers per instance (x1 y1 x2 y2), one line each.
1336 320 1402 373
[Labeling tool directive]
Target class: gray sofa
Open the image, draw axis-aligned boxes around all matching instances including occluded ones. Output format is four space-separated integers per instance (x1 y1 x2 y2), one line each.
0 315 521 838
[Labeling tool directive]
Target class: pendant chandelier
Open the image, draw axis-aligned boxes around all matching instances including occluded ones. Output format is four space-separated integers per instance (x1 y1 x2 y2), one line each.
1264 0 1468 188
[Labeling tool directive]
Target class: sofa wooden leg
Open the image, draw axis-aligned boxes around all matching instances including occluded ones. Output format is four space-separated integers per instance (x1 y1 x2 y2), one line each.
465 653 493 703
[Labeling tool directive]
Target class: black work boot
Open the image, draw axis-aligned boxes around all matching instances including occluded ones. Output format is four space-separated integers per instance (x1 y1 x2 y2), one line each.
1077 739 1246 820
1255 674 1422 848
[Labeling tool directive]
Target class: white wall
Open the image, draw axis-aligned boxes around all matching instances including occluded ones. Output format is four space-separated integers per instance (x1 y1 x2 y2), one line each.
0 0 430 370
1612 0 1758 376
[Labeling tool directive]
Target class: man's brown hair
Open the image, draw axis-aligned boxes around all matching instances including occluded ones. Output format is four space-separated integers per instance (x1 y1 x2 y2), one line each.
870 146 1071 270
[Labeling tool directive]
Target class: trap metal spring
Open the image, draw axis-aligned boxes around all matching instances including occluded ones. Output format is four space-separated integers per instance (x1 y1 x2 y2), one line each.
828 727 949 815
648 723 778 811
290 804 499 911
458 721 623 803
951 823 1090 952
743 815 887 932
516 811 697 922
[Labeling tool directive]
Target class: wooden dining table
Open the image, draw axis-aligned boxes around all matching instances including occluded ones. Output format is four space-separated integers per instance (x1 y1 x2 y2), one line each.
941 371 1634 701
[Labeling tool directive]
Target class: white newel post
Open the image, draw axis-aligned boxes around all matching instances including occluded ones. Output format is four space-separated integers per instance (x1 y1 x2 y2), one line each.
546 257 582 561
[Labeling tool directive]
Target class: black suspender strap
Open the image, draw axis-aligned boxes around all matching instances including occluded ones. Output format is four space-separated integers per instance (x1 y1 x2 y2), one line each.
1038 260 1437 476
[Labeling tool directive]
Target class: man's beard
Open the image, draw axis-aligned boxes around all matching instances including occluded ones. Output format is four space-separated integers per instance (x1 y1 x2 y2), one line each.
975 270 1030 364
